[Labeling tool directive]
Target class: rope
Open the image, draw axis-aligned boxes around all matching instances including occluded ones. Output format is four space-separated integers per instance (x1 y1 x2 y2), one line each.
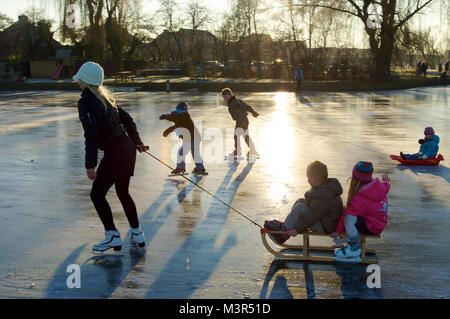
144 151 263 229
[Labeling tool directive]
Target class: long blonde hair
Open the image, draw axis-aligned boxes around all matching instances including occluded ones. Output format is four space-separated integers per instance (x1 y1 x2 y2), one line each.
84 82 117 109
346 177 361 208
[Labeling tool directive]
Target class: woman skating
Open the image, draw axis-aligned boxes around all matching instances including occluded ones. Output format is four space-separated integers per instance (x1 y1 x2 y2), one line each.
74 62 149 253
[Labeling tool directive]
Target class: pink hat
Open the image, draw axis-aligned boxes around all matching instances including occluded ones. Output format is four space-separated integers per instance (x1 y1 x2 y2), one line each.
424 127 434 136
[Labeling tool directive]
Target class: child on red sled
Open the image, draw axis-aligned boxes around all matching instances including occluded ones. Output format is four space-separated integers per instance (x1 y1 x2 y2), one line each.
264 161 344 245
400 127 440 160
330 161 390 262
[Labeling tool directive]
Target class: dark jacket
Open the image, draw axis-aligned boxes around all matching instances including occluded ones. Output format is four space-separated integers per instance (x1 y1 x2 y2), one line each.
227 96 257 128
78 88 143 169
295 178 344 234
161 112 199 141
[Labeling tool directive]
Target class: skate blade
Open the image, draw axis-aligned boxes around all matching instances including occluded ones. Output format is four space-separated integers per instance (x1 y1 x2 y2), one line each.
92 250 125 257
334 256 362 263
192 171 209 176
167 173 187 177
130 242 146 248
92 245 123 255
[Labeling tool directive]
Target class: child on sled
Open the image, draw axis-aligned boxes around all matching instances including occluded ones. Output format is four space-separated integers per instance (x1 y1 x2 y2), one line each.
159 102 208 175
401 127 440 160
221 88 259 161
264 161 344 245
330 161 390 262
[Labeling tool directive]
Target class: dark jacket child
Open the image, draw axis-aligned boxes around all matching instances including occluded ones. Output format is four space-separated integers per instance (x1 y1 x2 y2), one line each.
74 61 148 252
221 88 259 159
264 161 344 245
159 102 207 175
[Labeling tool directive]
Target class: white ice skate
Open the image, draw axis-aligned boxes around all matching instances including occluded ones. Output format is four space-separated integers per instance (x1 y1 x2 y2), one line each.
130 227 146 248
225 152 244 162
93 230 122 253
334 245 361 263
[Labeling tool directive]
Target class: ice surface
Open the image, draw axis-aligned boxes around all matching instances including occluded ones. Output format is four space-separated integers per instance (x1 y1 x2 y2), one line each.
0 87 448 298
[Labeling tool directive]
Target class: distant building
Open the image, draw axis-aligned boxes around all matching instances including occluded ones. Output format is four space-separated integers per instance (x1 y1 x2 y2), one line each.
0 15 61 61
143 28 221 66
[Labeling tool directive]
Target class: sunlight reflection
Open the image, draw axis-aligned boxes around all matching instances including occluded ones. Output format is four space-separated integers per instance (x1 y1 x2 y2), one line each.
260 93 296 201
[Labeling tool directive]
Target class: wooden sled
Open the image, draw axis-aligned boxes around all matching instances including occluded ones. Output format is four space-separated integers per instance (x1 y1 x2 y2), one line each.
261 229 379 264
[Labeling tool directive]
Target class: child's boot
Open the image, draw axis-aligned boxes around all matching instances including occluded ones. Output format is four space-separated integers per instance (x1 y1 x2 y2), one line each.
264 220 290 246
171 168 186 175
334 235 361 262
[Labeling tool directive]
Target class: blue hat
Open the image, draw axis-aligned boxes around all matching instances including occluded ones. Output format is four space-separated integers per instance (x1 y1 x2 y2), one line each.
172 102 188 114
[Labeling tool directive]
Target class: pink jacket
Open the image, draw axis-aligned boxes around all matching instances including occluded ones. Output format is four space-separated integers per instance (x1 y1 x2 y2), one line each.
336 178 390 235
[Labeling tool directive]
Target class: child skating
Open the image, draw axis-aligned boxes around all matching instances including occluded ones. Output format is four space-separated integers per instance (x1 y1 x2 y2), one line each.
331 161 391 263
264 161 344 245
221 88 259 161
401 127 440 160
159 102 208 176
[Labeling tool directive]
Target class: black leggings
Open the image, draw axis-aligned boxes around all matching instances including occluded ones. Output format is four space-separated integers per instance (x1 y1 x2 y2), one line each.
90 175 139 231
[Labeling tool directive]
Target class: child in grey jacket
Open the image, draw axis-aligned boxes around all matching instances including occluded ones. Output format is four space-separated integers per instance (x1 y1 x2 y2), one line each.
265 161 344 245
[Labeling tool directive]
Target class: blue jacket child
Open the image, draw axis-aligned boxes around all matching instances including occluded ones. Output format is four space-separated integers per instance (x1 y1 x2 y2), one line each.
401 127 440 160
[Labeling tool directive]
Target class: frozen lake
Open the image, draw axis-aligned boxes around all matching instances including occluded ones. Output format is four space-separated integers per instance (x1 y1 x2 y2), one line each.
0 87 448 299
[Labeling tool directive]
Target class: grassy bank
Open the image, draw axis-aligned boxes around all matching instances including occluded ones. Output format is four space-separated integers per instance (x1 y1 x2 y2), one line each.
0 76 445 93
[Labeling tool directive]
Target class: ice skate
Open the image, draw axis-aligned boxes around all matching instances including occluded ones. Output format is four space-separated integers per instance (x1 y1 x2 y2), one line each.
334 245 361 263
225 152 244 162
168 168 186 176
92 230 122 253
192 168 208 176
130 226 146 248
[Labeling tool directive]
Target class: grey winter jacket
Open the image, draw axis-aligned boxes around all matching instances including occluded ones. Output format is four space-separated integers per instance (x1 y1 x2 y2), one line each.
295 178 344 234
227 96 258 128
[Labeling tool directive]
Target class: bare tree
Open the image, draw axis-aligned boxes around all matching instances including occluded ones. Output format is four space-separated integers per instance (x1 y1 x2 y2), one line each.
0 12 13 31
186 0 210 31
293 0 436 80
158 0 185 63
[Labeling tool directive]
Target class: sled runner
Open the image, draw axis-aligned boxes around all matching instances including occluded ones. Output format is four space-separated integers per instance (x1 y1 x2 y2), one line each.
390 154 444 166
261 229 379 264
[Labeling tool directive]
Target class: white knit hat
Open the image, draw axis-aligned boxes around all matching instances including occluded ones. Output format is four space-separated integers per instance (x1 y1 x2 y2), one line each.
73 61 104 86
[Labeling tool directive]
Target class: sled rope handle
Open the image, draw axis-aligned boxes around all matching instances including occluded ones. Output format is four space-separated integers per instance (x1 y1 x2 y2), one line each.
144 151 263 229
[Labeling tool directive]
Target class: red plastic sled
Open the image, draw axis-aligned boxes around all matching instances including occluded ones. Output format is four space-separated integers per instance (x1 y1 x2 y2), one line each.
390 154 444 166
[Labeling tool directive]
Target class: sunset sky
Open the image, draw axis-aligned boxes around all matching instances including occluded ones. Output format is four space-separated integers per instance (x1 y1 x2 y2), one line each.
1 0 448 50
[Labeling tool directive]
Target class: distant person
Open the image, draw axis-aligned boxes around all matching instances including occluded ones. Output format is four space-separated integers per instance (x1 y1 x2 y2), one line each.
445 61 449 72
331 162 391 263
416 61 421 77
441 70 448 84
74 61 149 253
295 64 304 93
221 88 259 161
159 102 208 176
400 127 440 160
421 61 428 77
264 161 344 246
438 63 443 74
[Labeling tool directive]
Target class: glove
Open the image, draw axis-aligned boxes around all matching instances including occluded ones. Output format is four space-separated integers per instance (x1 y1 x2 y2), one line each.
136 144 149 153
252 111 259 118
418 139 425 144
159 114 168 120
163 126 175 137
